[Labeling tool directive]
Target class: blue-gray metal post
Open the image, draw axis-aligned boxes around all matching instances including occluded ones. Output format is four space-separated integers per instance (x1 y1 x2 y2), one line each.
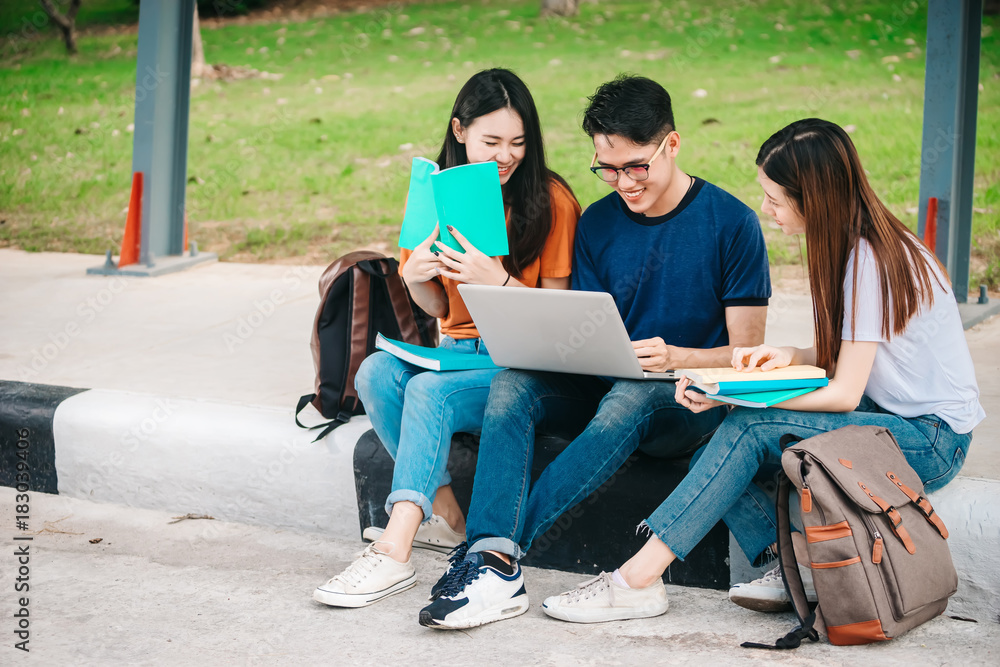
132 0 195 266
917 0 982 303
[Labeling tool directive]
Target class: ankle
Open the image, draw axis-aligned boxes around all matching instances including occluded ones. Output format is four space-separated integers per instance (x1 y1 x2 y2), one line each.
374 540 411 564
485 550 511 565
436 510 465 534
618 562 660 589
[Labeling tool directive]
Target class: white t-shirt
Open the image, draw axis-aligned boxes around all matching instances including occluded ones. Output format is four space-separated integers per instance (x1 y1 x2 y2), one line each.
842 239 985 434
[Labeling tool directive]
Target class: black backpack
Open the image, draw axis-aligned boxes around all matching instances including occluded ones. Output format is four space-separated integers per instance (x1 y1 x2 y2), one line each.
295 251 436 441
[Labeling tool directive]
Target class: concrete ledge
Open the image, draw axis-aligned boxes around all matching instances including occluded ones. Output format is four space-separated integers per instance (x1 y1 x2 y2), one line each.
927 477 1000 623
1 381 996 622
51 388 369 538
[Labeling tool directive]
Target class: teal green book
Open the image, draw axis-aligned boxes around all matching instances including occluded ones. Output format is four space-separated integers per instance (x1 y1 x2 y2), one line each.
691 386 818 408
398 157 509 256
375 334 499 372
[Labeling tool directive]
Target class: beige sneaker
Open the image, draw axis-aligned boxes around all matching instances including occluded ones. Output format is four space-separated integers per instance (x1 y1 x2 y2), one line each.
313 542 416 608
541 572 669 623
362 514 464 554
728 563 818 612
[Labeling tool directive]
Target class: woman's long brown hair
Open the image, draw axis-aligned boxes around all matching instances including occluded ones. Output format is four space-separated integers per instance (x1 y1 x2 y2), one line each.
756 119 946 374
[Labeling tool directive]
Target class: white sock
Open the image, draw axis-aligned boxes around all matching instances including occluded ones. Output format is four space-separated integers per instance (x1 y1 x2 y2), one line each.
611 568 631 589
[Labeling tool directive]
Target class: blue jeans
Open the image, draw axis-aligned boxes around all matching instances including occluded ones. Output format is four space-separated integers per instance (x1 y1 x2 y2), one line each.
646 396 972 566
466 369 729 560
354 336 498 522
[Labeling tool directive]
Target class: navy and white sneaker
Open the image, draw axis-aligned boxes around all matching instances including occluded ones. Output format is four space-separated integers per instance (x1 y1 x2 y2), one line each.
419 551 529 629
428 541 469 601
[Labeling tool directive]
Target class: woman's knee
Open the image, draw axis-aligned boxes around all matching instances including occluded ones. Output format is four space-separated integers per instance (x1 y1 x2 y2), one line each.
404 369 450 404
356 352 408 397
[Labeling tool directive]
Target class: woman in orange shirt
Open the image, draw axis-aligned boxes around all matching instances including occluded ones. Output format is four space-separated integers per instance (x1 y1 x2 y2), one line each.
313 69 580 608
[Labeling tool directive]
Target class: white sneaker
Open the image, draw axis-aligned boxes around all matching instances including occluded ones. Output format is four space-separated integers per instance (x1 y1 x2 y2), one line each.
418 552 529 629
728 563 818 612
313 542 416 608
541 572 669 624
363 514 464 554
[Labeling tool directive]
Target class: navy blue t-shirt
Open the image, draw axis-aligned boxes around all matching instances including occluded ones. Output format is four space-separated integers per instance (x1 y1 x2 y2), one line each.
572 178 770 349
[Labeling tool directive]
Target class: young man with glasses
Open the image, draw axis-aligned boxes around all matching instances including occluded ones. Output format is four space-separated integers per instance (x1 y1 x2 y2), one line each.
419 75 771 629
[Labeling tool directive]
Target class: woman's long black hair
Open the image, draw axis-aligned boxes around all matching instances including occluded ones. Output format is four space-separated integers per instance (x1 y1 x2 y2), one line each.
436 68 572 278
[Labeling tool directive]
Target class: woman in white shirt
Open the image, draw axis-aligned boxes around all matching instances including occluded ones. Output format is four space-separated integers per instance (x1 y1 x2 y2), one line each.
536 118 985 624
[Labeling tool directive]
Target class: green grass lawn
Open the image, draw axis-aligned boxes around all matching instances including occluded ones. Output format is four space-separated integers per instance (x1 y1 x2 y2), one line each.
1 0 998 287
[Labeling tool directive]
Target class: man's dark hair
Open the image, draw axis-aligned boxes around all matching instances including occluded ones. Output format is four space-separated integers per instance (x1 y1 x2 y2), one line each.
582 75 676 145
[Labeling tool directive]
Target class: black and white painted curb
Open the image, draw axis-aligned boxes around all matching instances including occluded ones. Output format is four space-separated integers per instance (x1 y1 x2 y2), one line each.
0 380 370 540
1 380 997 622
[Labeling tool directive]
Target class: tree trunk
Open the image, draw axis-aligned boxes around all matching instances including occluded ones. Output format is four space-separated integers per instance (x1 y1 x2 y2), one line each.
541 0 579 17
192 7 207 78
39 0 82 55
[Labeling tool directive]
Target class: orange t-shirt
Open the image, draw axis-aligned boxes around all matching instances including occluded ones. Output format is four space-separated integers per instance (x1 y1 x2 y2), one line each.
401 178 581 339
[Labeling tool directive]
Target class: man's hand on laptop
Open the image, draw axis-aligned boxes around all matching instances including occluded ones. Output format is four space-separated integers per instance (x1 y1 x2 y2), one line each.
435 225 512 287
632 337 674 373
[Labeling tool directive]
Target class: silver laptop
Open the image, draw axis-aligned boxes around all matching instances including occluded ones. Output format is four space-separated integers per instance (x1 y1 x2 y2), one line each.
457 285 676 380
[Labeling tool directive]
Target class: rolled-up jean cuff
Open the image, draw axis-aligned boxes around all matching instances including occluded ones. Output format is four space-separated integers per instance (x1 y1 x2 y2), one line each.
470 537 524 561
637 520 692 562
386 489 433 523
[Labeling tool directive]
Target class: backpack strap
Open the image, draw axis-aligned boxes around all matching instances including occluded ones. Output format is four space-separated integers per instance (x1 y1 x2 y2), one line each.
358 257 422 345
886 471 950 539
742 472 820 650
294 394 355 442
343 265 372 406
295 393 319 429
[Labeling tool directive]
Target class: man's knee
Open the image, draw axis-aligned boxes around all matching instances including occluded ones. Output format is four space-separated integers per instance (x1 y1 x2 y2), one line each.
489 369 544 404
594 381 673 426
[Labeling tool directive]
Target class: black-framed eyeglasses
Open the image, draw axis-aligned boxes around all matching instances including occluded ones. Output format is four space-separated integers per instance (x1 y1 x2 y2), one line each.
589 134 669 183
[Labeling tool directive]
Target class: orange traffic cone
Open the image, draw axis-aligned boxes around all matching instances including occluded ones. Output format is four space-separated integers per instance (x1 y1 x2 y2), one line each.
923 197 937 255
119 172 143 267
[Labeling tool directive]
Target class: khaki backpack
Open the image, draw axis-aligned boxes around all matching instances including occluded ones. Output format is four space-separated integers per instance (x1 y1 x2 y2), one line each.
744 425 957 649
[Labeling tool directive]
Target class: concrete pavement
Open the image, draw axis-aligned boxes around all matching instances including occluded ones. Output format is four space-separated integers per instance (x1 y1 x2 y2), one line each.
1 486 997 665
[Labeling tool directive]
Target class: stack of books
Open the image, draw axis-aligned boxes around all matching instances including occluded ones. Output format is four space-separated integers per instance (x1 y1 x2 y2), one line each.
678 365 829 408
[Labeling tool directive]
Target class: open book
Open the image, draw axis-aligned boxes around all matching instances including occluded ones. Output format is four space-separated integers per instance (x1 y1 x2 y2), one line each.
398 157 509 256
375 334 499 372
679 365 828 396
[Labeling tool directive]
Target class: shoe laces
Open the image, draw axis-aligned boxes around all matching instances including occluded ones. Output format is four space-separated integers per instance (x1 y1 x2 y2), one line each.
565 572 614 606
444 541 469 567
436 556 481 598
334 542 392 587
750 564 784 586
